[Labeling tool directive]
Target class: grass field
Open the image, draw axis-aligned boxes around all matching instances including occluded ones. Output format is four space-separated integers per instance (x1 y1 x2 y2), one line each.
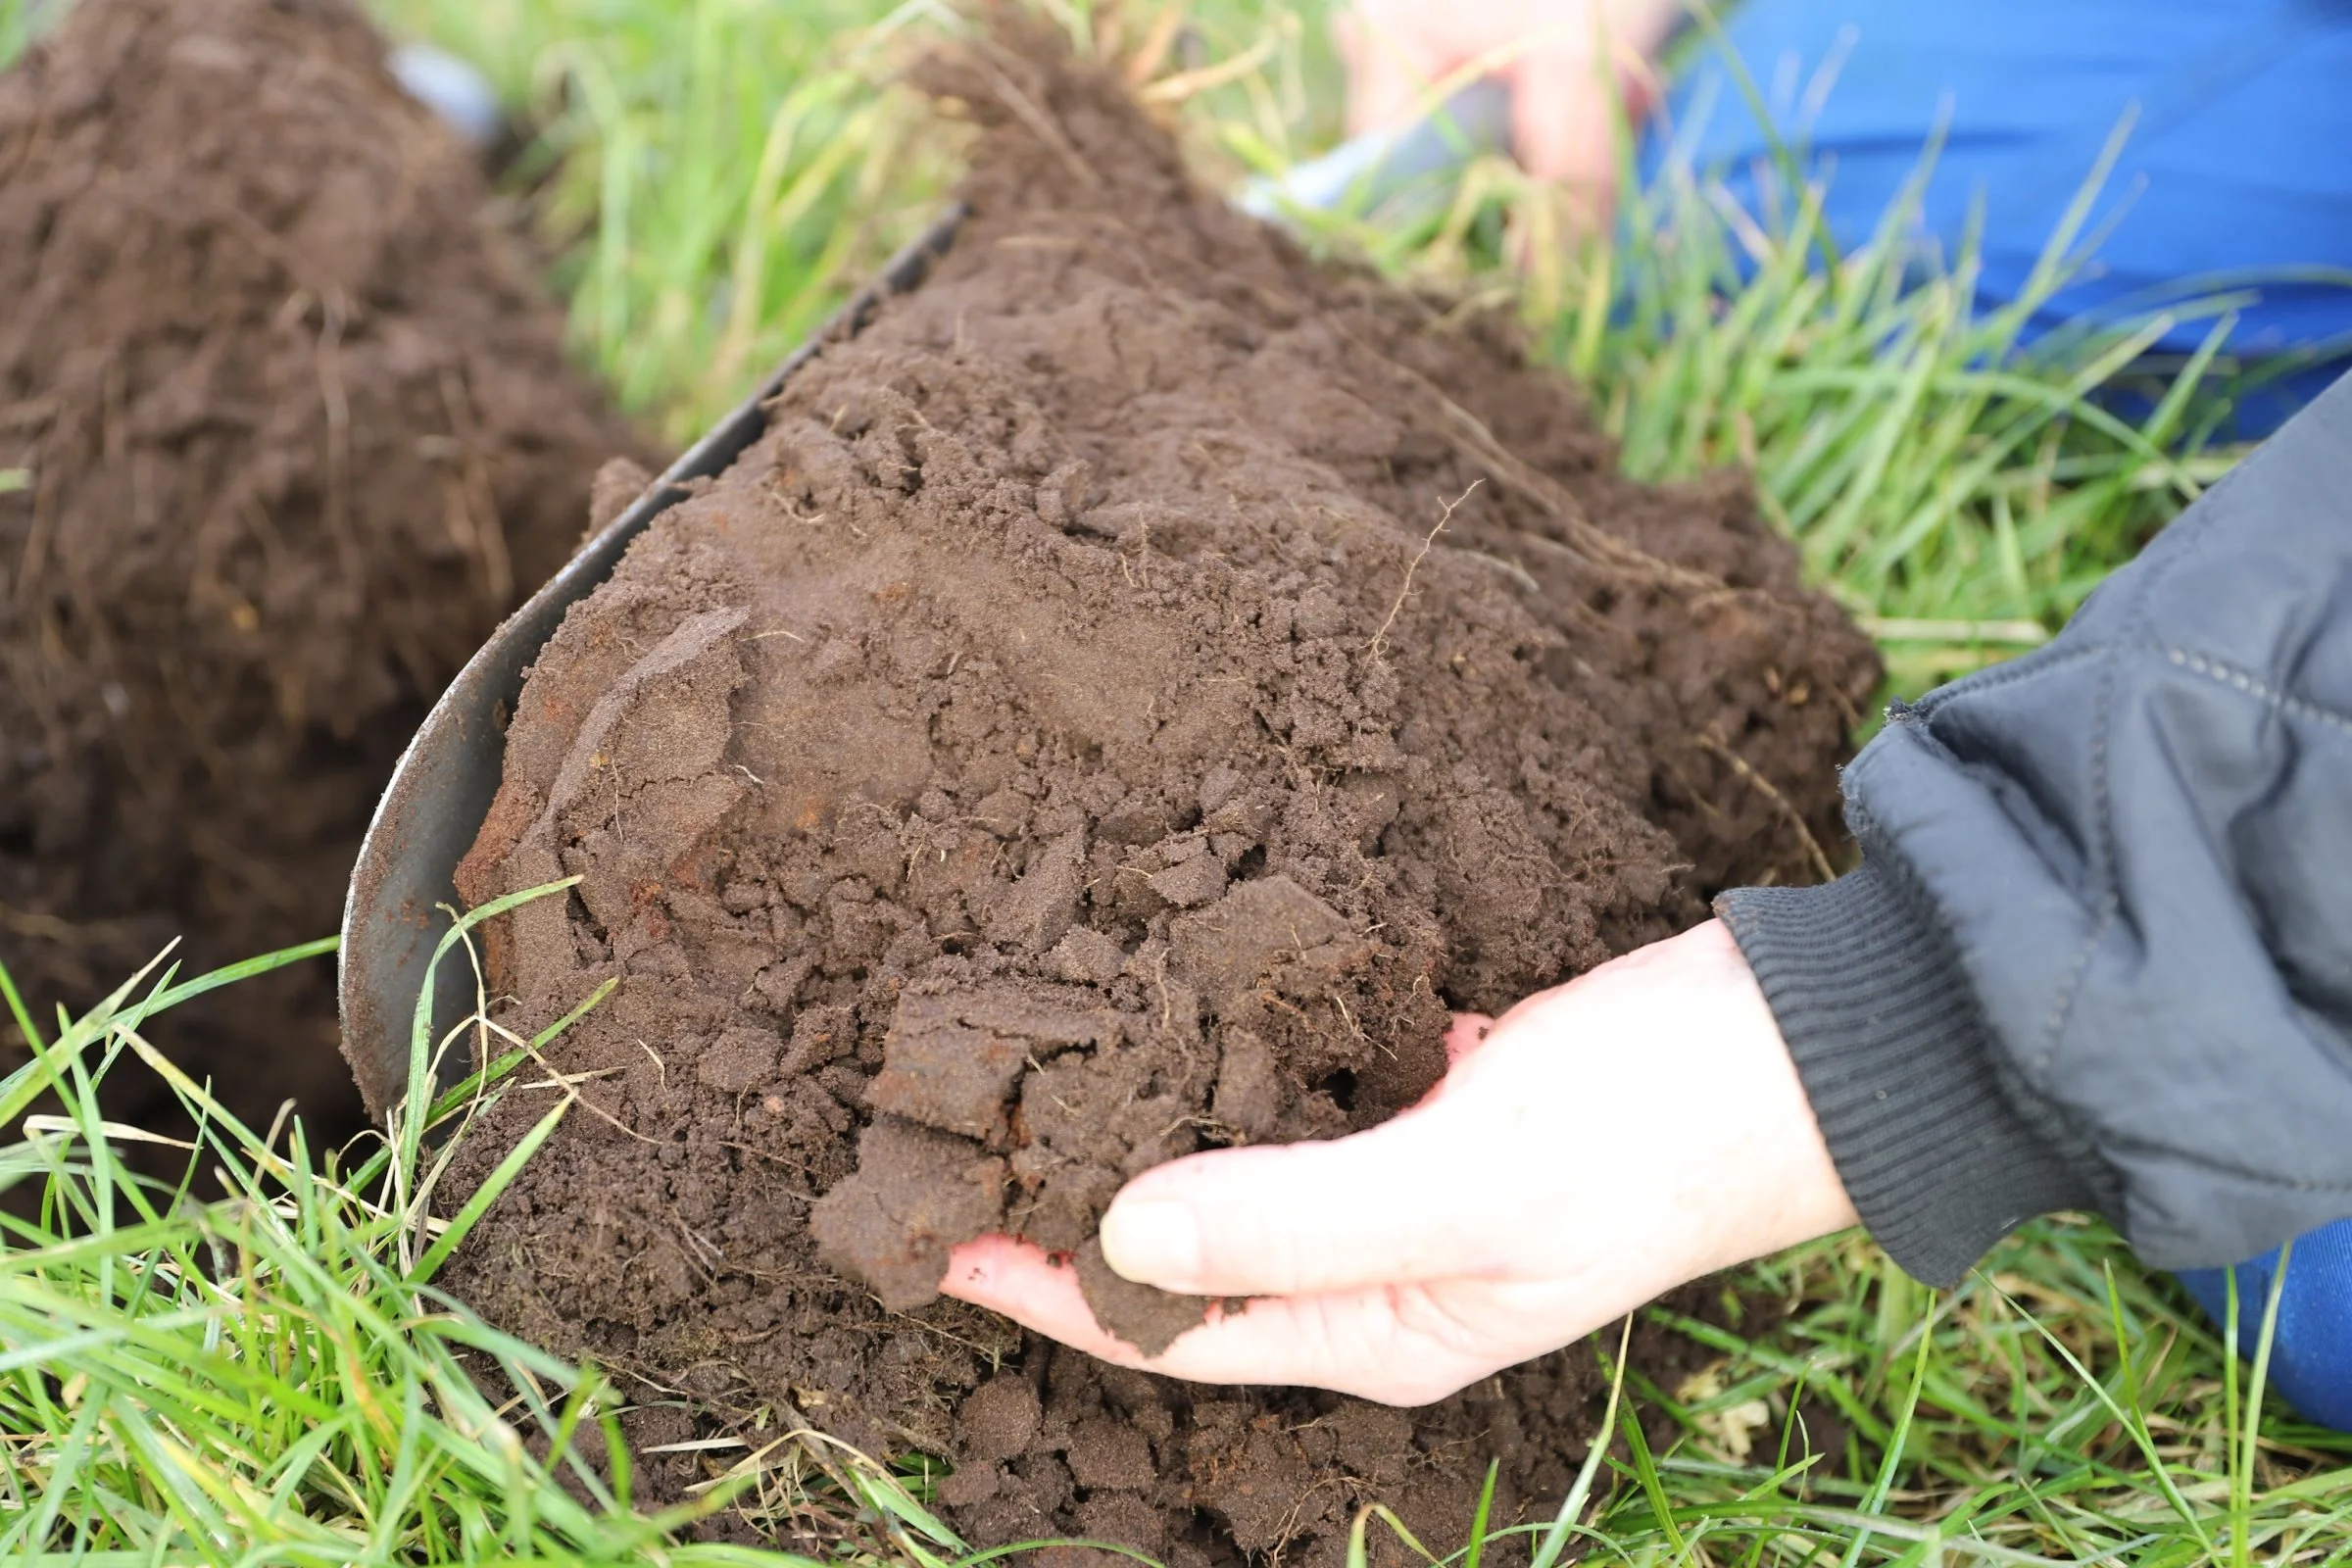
6 1 2348 1562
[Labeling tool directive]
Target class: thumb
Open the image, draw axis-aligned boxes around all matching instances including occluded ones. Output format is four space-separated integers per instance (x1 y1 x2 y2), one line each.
1098 1094 1502 1298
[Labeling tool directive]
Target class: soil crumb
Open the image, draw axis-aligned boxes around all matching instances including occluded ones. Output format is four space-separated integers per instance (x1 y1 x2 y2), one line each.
0 0 647 1141
446 21 1877 1564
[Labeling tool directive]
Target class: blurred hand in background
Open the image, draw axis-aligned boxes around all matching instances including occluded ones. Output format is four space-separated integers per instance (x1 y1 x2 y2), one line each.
1335 0 1682 220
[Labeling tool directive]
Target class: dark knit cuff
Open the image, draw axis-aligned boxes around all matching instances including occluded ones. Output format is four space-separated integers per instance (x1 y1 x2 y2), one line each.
1716 862 2100 1288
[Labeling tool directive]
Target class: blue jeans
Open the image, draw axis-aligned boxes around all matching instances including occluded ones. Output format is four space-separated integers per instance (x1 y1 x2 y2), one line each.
2177 1218 2352 1433
1651 0 2352 430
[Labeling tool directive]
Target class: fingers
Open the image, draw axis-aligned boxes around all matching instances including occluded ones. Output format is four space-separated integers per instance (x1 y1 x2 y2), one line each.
942 1234 1544 1405
1336 0 1674 202
1094 1100 1511 1299
1443 1010 1495 1068
1505 38 1638 206
942 1234 1148 1365
1406 1012 1495 1110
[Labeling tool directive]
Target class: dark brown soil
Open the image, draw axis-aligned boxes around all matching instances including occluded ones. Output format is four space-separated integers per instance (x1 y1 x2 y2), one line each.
445 23 1878 1564
0 0 646 1142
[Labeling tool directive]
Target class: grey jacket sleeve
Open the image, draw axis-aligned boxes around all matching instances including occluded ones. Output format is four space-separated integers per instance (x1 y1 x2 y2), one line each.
1717 370 2352 1288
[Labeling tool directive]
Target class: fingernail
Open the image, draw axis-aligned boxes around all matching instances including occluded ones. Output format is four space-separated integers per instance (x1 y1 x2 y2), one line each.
1099 1199 1200 1286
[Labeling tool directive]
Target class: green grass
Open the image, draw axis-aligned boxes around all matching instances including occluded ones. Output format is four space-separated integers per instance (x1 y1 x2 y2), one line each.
0 2 46 68
0 905 993 1562
9 0 2348 1561
365 0 966 443
362 0 1347 446
9 936 2348 1560
354 0 2275 691
1560 137 2245 696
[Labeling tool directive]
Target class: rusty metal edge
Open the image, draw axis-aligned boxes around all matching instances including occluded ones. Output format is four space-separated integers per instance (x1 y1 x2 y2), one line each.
337 206 968 1121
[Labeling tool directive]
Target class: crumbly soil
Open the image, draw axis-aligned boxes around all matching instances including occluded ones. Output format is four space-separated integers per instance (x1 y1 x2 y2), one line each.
444 23 1879 1564
0 0 647 1141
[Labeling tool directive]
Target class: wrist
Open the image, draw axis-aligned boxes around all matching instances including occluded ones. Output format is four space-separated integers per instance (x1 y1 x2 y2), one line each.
1478 921 1858 1287
1671 920 1861 1269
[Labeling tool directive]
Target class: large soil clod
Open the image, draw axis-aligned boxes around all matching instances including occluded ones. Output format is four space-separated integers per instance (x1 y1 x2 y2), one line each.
0 0 647 1138
446 23 1879 1565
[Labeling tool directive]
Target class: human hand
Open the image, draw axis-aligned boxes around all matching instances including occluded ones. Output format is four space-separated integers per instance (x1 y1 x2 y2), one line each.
1336 0 1680 215
942 919 1857 1405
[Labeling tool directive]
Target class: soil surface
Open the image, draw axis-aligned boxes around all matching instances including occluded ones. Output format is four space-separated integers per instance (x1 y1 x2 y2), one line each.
0 0 645 1142
446 24 1878 1564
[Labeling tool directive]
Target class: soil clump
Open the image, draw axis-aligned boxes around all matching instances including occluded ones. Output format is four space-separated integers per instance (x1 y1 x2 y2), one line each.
445 24 1879 1564
0 0 647 1141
